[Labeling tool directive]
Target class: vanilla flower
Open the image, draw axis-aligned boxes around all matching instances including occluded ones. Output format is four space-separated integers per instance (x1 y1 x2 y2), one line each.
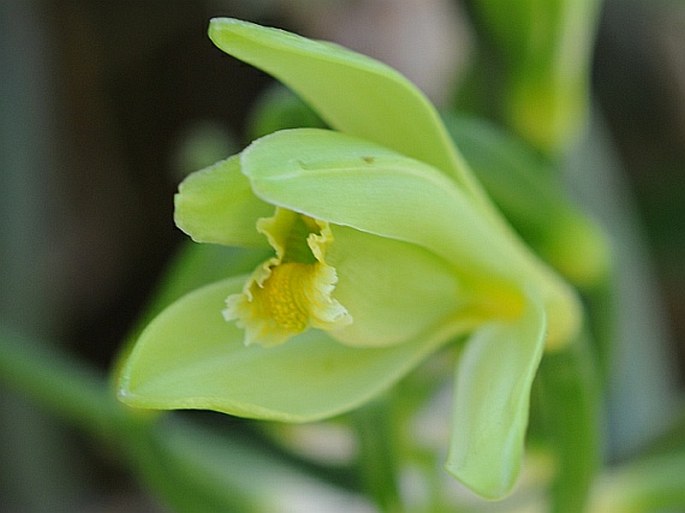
118 19 581 499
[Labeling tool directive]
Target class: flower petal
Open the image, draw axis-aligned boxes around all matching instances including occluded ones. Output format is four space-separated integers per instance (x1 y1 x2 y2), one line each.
207 17 487 203
326 225 467 347
242 128 515 279
242 128 581 348
118 276 468 422
174 155 273 248
446 291 546 499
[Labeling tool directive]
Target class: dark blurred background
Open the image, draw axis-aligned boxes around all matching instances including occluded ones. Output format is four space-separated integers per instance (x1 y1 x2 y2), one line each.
1 0 683 511
593 0 685 371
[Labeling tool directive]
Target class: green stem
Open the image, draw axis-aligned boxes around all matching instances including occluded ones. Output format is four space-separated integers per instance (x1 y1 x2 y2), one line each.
535 331 601 513
0 324 373 513
0 324 141 442
352 397 405 513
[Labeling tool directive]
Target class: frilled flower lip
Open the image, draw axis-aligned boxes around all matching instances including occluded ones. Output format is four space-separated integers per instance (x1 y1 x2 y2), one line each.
223 208 352 347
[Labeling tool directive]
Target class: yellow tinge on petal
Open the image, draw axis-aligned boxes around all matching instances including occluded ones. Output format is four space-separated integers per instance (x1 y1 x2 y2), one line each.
224 208 352 347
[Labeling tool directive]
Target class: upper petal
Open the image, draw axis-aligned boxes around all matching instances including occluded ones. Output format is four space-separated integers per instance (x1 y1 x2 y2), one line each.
207 17 489 207
174 155 273 248
241 128 517 281
241 128 581 348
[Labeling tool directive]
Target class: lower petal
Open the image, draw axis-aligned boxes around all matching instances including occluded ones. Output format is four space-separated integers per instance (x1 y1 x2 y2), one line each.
446 290 546 499
118 276 469 422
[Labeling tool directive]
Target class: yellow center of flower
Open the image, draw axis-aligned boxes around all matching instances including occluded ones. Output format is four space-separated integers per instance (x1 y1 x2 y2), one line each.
223 208 352 347
258 263 310 332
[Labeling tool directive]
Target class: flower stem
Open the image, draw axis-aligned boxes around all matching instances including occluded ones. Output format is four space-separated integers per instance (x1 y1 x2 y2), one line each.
0 324 140 442
352 397 405 513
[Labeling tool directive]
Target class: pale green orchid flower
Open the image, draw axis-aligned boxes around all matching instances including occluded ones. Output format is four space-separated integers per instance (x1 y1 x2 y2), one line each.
118 18 581 499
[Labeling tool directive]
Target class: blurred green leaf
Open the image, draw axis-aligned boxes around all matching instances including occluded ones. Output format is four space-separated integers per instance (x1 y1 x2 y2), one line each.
466 0 602 152
589 450 685 513
443 113 610 290
247 84 326 140
533 332 601 513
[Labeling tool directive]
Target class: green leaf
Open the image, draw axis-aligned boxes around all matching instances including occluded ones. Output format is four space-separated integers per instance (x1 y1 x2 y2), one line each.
118 276 466 422
207 18 486 204
446 291 546 499
174 155 273 248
